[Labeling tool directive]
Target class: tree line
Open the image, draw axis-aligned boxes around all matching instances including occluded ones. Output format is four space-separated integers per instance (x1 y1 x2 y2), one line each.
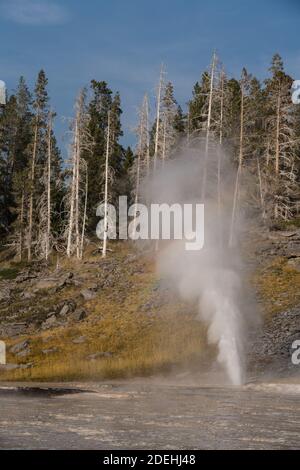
0 53 299 261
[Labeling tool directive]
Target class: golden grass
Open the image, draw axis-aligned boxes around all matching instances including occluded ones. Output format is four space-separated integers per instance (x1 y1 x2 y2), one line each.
1 241 210 381
252 256 300 317
2 311 207 381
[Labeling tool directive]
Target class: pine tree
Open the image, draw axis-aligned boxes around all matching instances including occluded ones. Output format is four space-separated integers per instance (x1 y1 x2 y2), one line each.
27 69 49 261
0 95 18 235
11 77 32 258
188 73 210 138
0 76 32 252
161 81 179 161
84 80 124 232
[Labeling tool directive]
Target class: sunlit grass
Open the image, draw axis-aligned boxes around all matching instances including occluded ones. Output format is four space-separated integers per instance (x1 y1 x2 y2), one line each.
253 257 300 317
1 241 210 381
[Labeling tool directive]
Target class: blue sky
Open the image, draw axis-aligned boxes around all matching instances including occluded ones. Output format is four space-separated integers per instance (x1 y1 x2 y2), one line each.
0 0 299 153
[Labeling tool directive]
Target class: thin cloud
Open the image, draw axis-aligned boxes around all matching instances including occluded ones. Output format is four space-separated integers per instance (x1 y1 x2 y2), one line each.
0 0 69 25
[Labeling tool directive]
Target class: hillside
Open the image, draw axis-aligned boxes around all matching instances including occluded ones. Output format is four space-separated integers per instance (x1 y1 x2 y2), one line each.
0 222 300 382
0 241 211 381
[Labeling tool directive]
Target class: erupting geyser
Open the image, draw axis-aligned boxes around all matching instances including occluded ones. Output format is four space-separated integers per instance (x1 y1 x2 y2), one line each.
144 148 255 385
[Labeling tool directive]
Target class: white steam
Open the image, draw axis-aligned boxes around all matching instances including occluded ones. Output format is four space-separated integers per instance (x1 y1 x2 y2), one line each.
143 148 256 385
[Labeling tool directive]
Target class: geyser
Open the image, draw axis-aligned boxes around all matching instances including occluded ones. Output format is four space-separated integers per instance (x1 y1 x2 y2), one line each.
143 148 255 385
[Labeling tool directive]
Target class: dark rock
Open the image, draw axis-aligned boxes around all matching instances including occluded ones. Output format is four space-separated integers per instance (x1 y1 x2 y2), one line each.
70 308 87 322
15 272 38 283
251 305 300 372
0 287 10 301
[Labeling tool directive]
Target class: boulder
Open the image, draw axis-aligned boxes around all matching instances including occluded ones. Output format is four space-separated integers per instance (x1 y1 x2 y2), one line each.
18 363 33 370
10 340 29 354
41 315 59 330
0 363 19 371
86 351 113 361
0 322 27 338
70 308 87 322
21 291 35 299
0 287 10 301
16 349 31 358
15 271 38 283
72 336 86 344
80 288 96 301
287 257 300 272
87 282 98 291
42 347 58 355
59 304 70 316
34 272 73 291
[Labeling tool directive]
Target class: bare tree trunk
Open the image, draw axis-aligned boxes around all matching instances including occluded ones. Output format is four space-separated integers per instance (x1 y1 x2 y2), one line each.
187 110 191 147
66 118 78 257
201 52 216 201
75 119 80 259
45 113 52 261
132 148 141 240
102 111 111 258
27 118 39 261
229 77 244 247
162 115 167 167
257 156 266 219
274 92 281 219
19 190 25 262
217 69 225 249
266 139 270 166
275 93 281 175
79 160 88 260
144 94 150 176
217 68 224 216
153 64 164 171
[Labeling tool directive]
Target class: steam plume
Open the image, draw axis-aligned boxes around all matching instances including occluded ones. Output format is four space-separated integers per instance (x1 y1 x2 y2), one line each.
143 148 256 385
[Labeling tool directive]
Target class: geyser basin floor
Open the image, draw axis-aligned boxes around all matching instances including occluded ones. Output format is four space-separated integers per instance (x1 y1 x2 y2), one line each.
1 380 299 449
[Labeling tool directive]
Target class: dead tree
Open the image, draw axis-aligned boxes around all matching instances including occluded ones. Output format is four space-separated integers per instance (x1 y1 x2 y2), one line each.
153 64 165 171
102 111 111 258
27 115 39 261
45 112 53 260
131 95 151 237
66 90 90 258
229 69 249 247
201 51 217 200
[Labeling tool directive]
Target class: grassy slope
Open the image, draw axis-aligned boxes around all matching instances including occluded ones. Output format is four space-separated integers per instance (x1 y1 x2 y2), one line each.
1 226 299 382
0 242 210 381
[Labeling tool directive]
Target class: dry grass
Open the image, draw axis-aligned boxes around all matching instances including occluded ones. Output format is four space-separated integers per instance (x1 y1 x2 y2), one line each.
1 242 210 381
253 256 300 317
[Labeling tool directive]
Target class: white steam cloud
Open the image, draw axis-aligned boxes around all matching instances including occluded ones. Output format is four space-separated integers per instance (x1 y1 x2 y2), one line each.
143 148 257 385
